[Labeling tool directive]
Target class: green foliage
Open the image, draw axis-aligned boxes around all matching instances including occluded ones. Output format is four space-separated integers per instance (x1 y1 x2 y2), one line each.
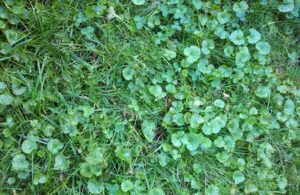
87 181 104 194
122 67 135 81
12 154 29 171
132 0 145 6
0 94 14 105
21 139 37 154
230 30 245 45
0 0 299 194
121 180 134 192
256 41 271 55
47 139 64 154
184 46 201 64
142 120 156 142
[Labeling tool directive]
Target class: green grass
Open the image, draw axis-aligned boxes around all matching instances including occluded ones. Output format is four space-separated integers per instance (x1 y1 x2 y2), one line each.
0 0 299 194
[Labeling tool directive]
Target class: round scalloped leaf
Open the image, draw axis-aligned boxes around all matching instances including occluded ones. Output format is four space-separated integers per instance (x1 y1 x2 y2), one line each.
122 67 135 81
233 170 245 184
182 133 201 151
277 176 288 190
54 154 70 171
12 154 29 171
86 148 104 165
0 94 14 105
214 99 225 108
149 187 165 195
256 41 271 55
21 139 37 154
206 185 220 195
121 180 134 192
184 46 201 64
47 139 64 154
229 30 245 45
278 0 294 12
171 131 184 147
247 29 261 44
217 11 231 24
87 181 104 194
149 85 166 99
214 136 225 148
190 114 204 128
201 39 215 55
233 1 249 13
132 0 145 5
255 86 271 98
5 30 19 44
142 120 156 142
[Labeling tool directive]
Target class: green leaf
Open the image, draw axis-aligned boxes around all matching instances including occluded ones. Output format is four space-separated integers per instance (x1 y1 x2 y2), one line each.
5 30 18 44
205 184 220 195
202 121 222 135
132 0 145 5
54 154 70 171
12 85 26 96
149 85 166 99
256 41 271 55
12 154 29 171
214 99 225 108
247 29 261 44
142 120 156 142
0 42 12 54
163 49 176 60
74 12 87 26
33 173 47 185
149 187 165 195
0 20 6 29
87 181 104 194
284 99 295 115
277 176 288 190
255 86 271 98
158 152 170 167
190 113 204 128
80 163 101 178
82 106 94 118
233 1 248 13
85 6 96 19
171 131 184 147
47 139 64 154
0 94 14 105
245 183 258 193
201 136 212 149
224 135 235 151
193 163 203 174
201 39 215 55
81 26 95 39
182 133 201 151
229 30 245 45
172 113 185 126
21 139 37 154
233 170 245 184
86 148 104 165
121 180 134 192
7 177 16 185
184 46 201 64
192 0 204 10
278 0 294 12
116 147 132 162
217 11 231 24
214 136 225 148
122 67 135 81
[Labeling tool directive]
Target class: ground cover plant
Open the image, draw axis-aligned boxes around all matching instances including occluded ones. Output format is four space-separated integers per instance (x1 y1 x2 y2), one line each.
0 0 299 194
